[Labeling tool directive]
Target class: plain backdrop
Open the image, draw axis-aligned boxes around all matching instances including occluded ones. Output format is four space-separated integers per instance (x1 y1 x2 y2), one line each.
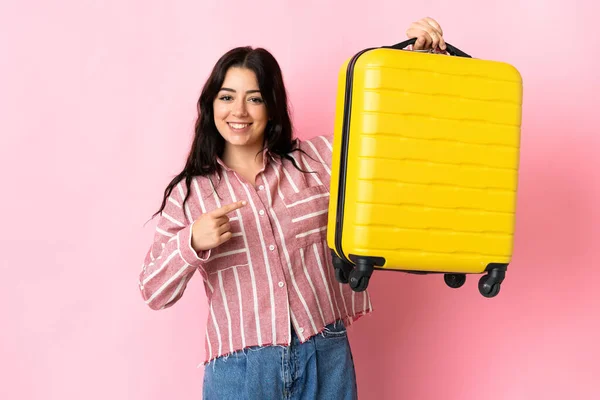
1 0 599 399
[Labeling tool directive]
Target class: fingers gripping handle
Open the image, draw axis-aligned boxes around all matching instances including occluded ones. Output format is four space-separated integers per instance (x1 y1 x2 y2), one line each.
384 37 472 58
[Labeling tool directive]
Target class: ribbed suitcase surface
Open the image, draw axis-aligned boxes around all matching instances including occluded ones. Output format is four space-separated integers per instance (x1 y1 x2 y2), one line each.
327 43 523 297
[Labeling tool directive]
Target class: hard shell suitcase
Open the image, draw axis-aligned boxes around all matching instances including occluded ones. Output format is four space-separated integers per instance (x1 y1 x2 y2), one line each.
327 38 523 298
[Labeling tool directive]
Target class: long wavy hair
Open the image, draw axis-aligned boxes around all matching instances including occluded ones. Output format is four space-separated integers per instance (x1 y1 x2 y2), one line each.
153 46 309 218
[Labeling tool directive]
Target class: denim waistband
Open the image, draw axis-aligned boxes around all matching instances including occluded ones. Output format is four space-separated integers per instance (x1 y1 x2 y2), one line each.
290 319 345 343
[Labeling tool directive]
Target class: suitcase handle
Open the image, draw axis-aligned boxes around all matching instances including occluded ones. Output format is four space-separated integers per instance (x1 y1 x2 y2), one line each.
384 38 472 58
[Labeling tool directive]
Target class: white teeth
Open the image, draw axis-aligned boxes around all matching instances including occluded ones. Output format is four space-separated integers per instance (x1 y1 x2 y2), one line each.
229 123 250 129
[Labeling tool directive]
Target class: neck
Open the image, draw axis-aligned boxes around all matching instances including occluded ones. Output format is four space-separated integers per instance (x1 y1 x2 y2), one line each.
221 143 265 170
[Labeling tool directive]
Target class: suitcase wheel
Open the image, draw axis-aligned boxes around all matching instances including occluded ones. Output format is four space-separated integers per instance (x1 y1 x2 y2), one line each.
335 266 351 284
348 259 374 292
478 275 501 298
349 270 370 292
332 253 353 284
444 273 466 289
478 266 506 298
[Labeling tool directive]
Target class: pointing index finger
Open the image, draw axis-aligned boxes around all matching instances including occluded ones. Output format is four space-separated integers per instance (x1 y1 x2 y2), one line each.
211 200 247 217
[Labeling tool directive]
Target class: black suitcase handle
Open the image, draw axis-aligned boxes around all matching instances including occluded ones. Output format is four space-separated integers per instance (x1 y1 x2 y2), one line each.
383 37 472 58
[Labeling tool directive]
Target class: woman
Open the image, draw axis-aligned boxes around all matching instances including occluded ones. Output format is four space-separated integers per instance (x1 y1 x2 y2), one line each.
139 17 447 400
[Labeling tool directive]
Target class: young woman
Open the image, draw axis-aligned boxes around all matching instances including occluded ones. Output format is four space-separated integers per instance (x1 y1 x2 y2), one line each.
139 17 447 400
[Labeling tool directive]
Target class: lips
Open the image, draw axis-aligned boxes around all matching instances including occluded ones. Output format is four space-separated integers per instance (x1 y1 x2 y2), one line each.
228 122 252 129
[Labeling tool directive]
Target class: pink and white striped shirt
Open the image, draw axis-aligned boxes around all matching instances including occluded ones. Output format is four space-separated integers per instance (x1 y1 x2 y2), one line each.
138 134 373 364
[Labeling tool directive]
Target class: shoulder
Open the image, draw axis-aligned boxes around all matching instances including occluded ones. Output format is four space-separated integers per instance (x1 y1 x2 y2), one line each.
291 134 335 182
295 134 334 165
297 134 333 153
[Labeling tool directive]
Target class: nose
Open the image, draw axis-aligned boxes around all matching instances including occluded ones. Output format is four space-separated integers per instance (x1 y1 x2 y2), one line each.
231 98 248 118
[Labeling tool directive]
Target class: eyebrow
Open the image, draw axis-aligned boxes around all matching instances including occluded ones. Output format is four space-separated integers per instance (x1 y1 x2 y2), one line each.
219 87 261 94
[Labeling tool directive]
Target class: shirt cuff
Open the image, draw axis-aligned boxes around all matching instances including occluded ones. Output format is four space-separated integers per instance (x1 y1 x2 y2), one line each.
177 224 211 266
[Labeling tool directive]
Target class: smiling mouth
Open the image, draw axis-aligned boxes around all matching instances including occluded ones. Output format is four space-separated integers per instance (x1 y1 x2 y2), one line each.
228 122 252 129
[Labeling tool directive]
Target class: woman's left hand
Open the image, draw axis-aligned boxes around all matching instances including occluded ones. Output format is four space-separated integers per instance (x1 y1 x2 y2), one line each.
406 17 446 51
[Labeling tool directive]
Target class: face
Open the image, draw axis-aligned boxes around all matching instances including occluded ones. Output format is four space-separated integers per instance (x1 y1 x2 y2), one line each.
213 67 268 150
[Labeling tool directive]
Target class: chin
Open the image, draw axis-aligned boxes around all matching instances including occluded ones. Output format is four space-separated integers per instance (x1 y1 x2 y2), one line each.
225 135 255 147
227 130 264 145
227 138 250 146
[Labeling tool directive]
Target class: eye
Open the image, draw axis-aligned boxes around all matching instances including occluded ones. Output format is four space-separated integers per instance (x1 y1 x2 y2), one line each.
248 97 264 104
218 95 233 101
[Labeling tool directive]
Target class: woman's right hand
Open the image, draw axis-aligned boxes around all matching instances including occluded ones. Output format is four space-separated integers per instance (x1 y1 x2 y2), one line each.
191 200 247 252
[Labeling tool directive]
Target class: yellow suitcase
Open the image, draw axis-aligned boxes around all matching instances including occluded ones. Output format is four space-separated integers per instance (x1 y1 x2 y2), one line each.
327 38 523 298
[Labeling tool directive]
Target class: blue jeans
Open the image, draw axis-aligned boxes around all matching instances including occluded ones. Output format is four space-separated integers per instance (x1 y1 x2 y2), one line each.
202 321 358 400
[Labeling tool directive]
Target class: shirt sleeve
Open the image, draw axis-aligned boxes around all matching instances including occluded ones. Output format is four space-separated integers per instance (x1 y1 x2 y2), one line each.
138 189 210 310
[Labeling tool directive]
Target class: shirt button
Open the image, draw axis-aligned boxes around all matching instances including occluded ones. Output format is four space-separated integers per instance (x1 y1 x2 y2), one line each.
259 210 265 216
278 281 284 288
259 185 264 190
269 245 275 251
299 327 304 333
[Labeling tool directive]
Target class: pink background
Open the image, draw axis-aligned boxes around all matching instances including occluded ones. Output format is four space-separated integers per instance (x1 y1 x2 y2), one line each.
2 1 599 399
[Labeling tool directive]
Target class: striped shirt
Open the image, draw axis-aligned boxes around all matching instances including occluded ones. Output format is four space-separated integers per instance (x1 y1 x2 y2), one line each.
138 134 373 364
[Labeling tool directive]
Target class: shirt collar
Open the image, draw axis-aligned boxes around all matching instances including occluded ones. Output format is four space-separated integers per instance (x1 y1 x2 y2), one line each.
216 147 279 172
